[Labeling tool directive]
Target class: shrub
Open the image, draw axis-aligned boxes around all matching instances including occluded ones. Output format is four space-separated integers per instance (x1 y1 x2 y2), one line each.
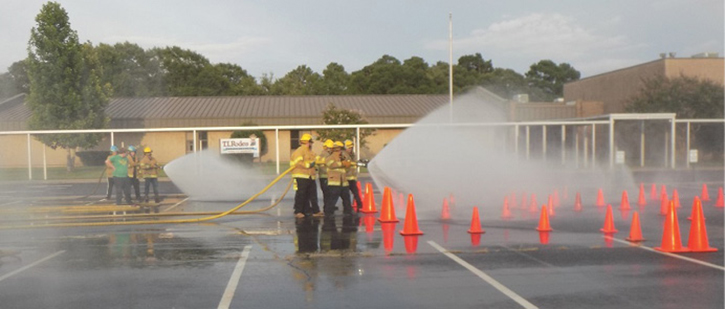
76 151 109 166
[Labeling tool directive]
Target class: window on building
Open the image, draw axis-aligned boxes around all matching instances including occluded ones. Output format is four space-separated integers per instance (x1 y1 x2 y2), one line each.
290 130 300 150
186 131 208 153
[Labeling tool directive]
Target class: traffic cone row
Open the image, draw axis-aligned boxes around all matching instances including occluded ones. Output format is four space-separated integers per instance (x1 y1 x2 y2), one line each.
357 183 718 254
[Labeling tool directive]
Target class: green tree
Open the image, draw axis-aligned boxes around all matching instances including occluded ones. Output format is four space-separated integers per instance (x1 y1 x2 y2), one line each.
321 62 350 95
625 75 725 158
215 63 263 95
480 68 529 100
26 2 111 171
625 75 724 118
95 42 165 97
525 60 580 101
395 56 433 94
273 65 322 95
230 122 268 165
154 46 211 96
454 53 494 90
317 103 375 149
426 61 452 94
349 55 404 94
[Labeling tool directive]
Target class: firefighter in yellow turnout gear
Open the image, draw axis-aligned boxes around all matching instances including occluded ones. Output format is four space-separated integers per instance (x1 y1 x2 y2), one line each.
139 147 161 203
317 139 333 208
290 134 323 218
324 141 353 216
344 140 364 212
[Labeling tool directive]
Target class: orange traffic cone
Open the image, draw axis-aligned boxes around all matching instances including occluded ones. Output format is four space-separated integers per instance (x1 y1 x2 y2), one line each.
449 193 456 208
501 197 513 219
404 235 419 254
574 192 582 212
381 222 396 254
650 183 657 200
470 233 482 247
701 183 710 201
686 198 717 252
637 183 647 206
361 182 378 213
399 194 423 236
535 205 553 232
600 204 618 233
625 211 645 242
660 185 667 201
715 187 724 208
596 189 605 206
378 187 399 223
687 196 701 220
619 190 631 210
672 189 681 208
538 231 550 245
659 193 669 216
654 201 690 252
548 195 556 217
440 198 451 220
468 206 485 234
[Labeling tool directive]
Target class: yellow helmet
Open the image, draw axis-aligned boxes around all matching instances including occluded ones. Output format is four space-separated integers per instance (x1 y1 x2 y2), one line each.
144 147 152 153
300 133 312 143
333 141 344 148
344 140 353 148
323 139 334 149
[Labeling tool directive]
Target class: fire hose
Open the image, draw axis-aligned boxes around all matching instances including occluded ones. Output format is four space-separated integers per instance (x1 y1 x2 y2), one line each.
0 166 295 229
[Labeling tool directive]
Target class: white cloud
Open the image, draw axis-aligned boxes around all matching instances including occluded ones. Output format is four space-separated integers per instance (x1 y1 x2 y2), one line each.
425 13 646 75
474 14 631 57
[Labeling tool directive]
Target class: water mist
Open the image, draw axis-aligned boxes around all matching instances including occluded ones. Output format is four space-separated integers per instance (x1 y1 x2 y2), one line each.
368 90 636 218
164 150 285 201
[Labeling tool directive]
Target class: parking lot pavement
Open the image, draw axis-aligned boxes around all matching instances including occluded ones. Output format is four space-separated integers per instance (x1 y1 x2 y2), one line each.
0 179 722 308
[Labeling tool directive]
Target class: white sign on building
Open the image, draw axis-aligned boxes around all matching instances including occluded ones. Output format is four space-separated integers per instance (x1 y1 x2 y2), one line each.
220 138 260 157
689 149 699 163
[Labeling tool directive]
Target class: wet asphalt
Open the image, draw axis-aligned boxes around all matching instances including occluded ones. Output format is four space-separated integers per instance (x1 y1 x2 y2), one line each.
0 176 722 309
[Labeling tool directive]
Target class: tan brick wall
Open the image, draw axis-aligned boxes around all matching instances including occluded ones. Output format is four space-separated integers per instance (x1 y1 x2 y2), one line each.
0 135 81 168
564 60 665 114
564 58 724 115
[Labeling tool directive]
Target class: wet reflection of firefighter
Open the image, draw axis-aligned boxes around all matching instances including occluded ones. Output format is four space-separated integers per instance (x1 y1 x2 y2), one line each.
294 218 320 254
320 217 358 252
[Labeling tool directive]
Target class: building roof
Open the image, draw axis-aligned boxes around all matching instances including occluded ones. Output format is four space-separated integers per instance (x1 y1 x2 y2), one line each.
0 94 453 130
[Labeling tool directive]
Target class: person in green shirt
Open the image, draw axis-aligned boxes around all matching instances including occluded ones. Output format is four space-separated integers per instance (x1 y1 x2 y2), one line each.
105 147 133 205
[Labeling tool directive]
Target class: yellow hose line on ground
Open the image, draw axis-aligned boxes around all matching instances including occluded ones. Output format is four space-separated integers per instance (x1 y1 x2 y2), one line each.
2 176 294 223
0 166 295 229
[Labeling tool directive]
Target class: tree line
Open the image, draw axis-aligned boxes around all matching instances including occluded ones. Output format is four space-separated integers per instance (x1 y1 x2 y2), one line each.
0 37 580 102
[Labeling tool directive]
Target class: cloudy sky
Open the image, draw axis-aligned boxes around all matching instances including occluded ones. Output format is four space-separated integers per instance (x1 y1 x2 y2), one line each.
2 0 722 79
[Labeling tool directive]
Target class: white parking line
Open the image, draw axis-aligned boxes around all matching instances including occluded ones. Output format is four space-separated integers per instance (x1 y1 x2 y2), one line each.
609 237 725 271
218 245 252 309
428 241 538 309
0 250 66 283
